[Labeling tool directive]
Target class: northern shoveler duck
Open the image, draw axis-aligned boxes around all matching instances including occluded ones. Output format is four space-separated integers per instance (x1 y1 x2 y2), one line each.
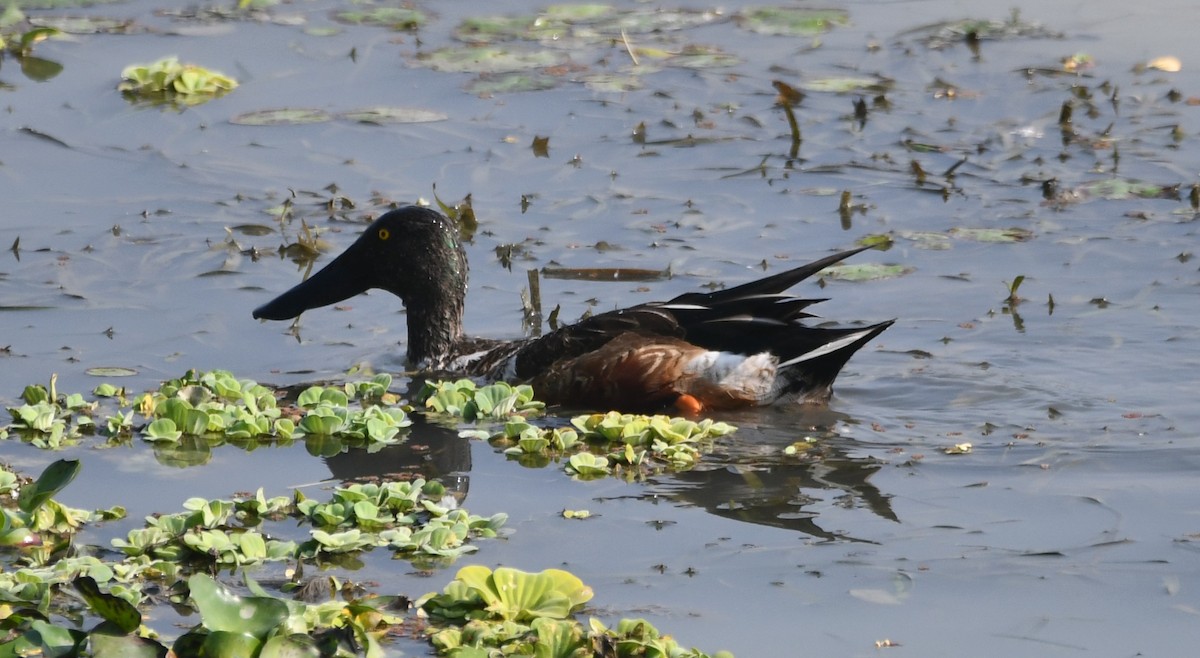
254 206 892 413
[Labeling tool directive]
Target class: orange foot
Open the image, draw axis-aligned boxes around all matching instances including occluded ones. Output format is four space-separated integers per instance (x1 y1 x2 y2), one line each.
674 393 704 416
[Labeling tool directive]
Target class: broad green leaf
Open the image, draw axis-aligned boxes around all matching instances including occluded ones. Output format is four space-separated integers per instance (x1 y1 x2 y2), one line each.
21 384 50 404
187 573 289 637
28 619 87 657
18 458 80 514
259 633 321 658
453 565 593 622
89 631 167 658
74 576 142 634
200 630 263 658
145 418 182 442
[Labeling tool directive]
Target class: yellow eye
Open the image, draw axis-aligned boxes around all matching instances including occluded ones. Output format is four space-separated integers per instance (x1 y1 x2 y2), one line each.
378 228 390 240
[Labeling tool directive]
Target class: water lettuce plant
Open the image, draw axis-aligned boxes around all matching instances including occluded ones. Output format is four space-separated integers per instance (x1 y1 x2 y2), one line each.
416 380 737 480
0 459 498 658
418 379 545 421
2 371 737 656
0 458 88 551
0 457 727 657
118 56 238 106
2 570 405 658
501 412 731 478
4 377 94 448
103 478 505 570
420 565 731 658
2 370 411 460
4 369 736 483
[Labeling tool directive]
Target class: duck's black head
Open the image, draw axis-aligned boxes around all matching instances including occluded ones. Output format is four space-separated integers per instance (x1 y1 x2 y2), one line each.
253 206 469 367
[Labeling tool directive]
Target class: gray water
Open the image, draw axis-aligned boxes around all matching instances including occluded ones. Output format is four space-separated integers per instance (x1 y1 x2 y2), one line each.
3 0 1200 655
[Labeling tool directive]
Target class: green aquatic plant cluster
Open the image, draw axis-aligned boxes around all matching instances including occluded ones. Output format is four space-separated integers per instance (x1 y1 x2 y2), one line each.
0 5 63 82
117 56 238 106
4 376 95 449
0 461 501 593
418 379 545 421
0 459 95 552
417 380 737 479
401 4 852 93
294 478 506 565
2 372 736 656
3 370 410 457
420 565 732 658
110 478 504 571
0 457 726 657
555 412 735 479
171 572 405 658
332 4 429 30
5 370 735 481
5 569 405 658
0 459 500 657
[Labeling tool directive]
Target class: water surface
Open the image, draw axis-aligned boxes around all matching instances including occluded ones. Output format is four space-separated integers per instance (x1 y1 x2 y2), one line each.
3 0 1200 655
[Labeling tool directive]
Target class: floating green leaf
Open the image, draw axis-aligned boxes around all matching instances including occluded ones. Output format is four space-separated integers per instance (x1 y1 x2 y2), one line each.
581 72 646 92
1076 179 1180 201
415 46 566 73
454 5 718 45
86 366 138 377
339 106 448 124
465 72 560 94
74 576 141 634
667 44 740 69
897 230 952 250
567 453 610 478
902 12 1063 50
427 565 593 623
229 108 333 126
819 263 914 281
24 620 86 656
145 418 182 442
332 6 429 30
541 4 614 23
736 7 849 36
18 458 79 514
187 573 290 637
610 8 724 33
29 16 134 34
421 567 727 657
947 227 1033 243
455 14 567 43
296 408 346 436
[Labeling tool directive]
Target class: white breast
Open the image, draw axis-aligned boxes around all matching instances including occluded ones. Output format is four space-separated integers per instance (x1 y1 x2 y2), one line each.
682 351 780 401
